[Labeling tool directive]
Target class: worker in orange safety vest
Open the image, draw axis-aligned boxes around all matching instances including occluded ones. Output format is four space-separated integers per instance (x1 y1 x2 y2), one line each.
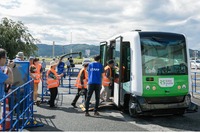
71 62 89 108
30 57 42 105
46 60 63 108
100 59 115 102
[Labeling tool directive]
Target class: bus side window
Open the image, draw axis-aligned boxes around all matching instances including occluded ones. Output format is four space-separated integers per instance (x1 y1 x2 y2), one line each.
122 42 130 82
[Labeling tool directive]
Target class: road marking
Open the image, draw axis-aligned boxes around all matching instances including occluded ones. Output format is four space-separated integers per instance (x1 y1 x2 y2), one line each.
109 112 174 132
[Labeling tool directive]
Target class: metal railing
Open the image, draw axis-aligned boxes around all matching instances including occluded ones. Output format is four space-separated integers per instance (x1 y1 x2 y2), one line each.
191 72 200 96
0 80 43 131
40 68 80 103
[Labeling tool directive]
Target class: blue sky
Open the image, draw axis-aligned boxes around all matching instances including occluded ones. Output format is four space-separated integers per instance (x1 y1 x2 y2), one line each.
0 0 200 49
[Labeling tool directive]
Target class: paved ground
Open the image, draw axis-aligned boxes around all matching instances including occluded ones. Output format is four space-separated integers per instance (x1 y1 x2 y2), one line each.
24 67 200 131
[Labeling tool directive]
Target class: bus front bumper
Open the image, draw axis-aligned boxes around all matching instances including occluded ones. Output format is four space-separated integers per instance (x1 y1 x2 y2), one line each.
131 94 191 113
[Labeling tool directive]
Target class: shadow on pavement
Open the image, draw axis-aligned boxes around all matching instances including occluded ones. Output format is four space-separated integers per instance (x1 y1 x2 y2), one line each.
25 114 62 131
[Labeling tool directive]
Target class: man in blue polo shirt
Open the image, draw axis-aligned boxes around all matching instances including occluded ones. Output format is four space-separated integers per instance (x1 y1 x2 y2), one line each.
0 48 13 101
57 58 66 86
85 55 103 116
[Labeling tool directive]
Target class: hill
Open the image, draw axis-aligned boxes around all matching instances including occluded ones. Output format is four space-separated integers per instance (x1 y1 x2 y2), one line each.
37 44 99 57
36 44 199 59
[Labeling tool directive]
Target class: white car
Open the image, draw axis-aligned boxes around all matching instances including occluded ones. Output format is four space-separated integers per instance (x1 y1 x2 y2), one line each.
82 58 91 66
190 60 200 69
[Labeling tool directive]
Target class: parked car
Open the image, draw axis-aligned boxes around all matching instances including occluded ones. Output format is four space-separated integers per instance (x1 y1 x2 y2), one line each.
82 58 91 66
190 60 200 69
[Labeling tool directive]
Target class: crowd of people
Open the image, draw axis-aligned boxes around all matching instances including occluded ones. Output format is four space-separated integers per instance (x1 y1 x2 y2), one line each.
0 48 117 117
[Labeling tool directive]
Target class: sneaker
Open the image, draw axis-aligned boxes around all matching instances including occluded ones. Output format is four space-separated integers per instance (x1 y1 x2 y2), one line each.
36 101 40 106
94 111 100 116
85 112 90 116
71 103 78 108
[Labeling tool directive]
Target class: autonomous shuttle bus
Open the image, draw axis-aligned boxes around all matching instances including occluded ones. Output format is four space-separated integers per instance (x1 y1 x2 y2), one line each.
100 31 191 117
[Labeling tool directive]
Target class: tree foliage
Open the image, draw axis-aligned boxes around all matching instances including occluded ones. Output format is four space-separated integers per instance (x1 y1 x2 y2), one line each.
0 17 39 59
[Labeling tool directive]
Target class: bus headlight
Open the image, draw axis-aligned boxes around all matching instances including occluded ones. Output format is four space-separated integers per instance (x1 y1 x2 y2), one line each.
177 85 181 90
152 86 156 91
182 84 186 89
146 85 150 90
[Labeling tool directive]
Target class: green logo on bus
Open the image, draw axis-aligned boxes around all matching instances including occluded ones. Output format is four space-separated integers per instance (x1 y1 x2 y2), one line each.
159 78 174 87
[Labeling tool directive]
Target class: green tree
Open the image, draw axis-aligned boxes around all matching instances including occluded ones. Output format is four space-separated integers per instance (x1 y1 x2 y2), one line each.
0 17 39 59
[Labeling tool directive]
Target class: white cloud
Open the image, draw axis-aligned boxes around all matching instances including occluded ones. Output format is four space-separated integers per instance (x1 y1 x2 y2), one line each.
0 0 200 49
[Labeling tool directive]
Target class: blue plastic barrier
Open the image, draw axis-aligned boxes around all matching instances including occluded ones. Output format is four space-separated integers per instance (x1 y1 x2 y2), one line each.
0 80 43 131
40 68 80 103
40 68 80 105
191 72 200 96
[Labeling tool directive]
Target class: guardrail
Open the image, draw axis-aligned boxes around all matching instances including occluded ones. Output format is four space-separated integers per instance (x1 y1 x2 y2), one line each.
0 80 43 131
191 72 200 96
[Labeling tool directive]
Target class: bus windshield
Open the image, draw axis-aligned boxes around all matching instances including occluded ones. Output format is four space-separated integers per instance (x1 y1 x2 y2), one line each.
140 33 188 75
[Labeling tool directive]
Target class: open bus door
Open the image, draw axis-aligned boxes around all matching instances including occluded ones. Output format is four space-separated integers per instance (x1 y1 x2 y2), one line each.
113 37 122 107
100 41 108 67
112 37 131 108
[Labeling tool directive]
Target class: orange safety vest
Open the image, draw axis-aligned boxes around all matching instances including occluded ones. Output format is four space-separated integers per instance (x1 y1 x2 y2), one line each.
102 65 112 86
30 64 40 84
75 68 88 89
46 68 60 89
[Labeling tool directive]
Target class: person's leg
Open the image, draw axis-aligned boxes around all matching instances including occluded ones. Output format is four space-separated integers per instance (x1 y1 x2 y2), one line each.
84 89 88 101
85 84 94 113
49 88 57 107
61 76 63 86
104 86 110 101
107 86 112 101
33 83 38 102
100 85 105 101
52 88 58 106
94 84 101 113
71 89 81 106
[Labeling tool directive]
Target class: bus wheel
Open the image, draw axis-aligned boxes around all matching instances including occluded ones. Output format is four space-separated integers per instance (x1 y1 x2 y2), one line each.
129 100 139 118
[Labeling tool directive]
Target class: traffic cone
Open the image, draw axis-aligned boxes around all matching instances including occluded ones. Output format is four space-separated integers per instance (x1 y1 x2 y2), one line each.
0 98 11 131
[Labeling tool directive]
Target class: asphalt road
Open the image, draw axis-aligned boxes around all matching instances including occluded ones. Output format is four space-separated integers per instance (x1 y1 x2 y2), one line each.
25 65 200 132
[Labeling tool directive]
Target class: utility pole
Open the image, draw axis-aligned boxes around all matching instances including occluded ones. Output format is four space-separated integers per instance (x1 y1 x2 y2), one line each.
53 41 55 58
63 45 65 54
70 32 72 57
70 32 72 44
195 50 198 71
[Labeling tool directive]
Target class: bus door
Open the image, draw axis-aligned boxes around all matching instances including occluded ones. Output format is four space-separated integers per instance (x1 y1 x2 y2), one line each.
113 37 122 107
120 42 131 107
100 41 108 67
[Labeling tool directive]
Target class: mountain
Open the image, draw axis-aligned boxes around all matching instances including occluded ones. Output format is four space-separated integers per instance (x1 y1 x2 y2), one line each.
36 44 100 57
37 44 198 59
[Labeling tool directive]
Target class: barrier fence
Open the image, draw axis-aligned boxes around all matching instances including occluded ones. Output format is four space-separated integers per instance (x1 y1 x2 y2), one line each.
0 80 43 131
191 72 200 96
40 68 80 103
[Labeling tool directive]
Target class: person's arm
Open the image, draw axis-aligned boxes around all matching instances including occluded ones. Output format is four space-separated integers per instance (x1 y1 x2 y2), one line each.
105 69 110 78
4 67 13 84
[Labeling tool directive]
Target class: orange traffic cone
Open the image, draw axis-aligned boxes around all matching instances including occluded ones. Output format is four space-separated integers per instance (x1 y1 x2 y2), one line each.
0 98 11 131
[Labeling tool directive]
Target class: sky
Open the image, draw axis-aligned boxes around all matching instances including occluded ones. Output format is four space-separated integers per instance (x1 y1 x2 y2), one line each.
0 0 200 49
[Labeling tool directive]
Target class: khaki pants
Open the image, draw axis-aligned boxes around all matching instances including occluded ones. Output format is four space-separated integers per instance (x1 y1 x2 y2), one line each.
100 86 111 101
